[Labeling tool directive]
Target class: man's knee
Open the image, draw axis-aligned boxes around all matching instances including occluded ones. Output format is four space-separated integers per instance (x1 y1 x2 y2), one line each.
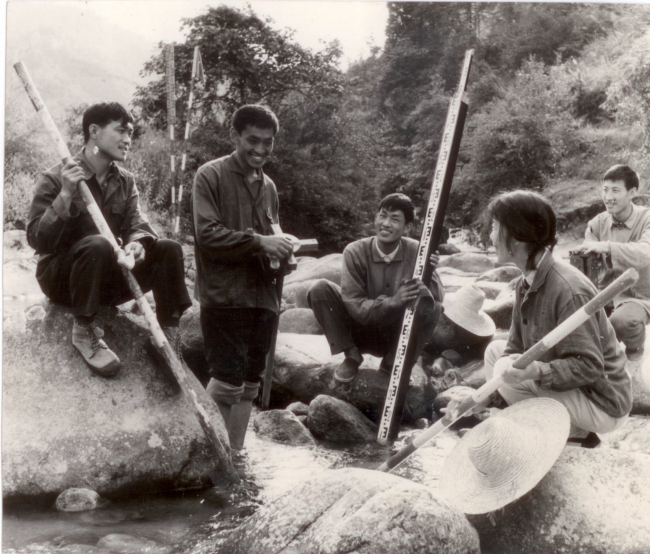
75 235 113 261
150 238 184 262
307 279 341 307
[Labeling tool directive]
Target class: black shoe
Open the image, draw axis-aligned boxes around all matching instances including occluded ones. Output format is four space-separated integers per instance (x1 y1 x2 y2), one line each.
566 432 601 449
334 358 360 383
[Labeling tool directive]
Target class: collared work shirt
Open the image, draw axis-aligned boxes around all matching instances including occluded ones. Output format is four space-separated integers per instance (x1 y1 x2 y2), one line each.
341 236 445 327
27 150 157 262
192 152 280 312
585 204 650 316
504 253 631 418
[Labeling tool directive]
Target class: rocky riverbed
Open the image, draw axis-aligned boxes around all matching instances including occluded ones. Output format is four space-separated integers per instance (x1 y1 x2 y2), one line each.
4 229 650 553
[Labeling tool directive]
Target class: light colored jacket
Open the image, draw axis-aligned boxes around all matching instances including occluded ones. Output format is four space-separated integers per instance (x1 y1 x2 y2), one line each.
585 204 650 316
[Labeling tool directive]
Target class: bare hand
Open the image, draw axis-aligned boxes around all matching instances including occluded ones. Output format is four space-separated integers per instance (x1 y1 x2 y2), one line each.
439 388 477 419
390 278 421 308
60 160 85 199
500 354 542 385
259 235 294 259
125 241 146 264
577 241 610 256
429 251 440 271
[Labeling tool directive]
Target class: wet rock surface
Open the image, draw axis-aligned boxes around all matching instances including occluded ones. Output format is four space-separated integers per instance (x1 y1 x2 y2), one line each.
253 409 316 446
219 467 480 554
306 395 378 442
55 489 108 512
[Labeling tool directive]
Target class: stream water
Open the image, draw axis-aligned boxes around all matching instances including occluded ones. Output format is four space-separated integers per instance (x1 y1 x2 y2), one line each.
3 411 457 554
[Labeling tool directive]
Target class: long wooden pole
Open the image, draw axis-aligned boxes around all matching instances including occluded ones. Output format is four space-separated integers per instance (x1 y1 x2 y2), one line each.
377 49 474 444
377 267 639 472
14 61 240 485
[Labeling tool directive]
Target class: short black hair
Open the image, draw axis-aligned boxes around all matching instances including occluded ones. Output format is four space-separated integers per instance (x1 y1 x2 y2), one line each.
232 104 279 135
603 164 639 191
378 193 415 225
82 102 134 143
486 190 557 271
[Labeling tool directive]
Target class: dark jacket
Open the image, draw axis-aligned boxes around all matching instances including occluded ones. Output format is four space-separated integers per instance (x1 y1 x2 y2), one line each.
341 236 445 326
504 252 632 418
191 152 280 313
26 150 157 286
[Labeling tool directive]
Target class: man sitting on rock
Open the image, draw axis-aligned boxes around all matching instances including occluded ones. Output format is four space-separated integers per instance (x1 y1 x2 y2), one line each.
27 102 192 377
577 164 650 361
308 193 444 383
192 104 294 450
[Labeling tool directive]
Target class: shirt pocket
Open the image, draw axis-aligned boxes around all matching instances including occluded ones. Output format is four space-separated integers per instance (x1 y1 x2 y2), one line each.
110 202 127 234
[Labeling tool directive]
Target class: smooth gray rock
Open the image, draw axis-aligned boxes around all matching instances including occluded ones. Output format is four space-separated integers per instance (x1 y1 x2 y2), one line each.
484 286 515 330
601 416 650 453
466 448 650 554
278 307 323 335
284 253 343 286
3 303 233 502
476 264 522 283
282 278 324 309
96 534 171 554
220 467 480 554
286 401 310 416
55 488 107 512
253 410 316 446
272 334 435 424
438 252 496 274
438 243 461 255
307 395 377 442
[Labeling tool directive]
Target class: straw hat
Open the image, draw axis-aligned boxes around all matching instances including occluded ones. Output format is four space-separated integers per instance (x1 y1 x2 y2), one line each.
443 285 496 337
440 398 570 515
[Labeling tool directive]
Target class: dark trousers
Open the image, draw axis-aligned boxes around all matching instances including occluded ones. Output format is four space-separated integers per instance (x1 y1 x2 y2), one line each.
308 279 441 366
38 235 192 326
200 307 275 387
610 301 650 352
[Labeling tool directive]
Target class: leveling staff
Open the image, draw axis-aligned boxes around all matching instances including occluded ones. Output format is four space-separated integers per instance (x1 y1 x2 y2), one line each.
577 165 650 361
308 193 444 383
27 102 192 378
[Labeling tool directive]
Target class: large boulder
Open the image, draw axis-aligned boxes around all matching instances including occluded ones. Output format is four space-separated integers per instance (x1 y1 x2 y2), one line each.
284 253 343 286
3 230 46 314
483 280 516 330
438 252 496 274
475 264 522 283
2 302 234 505
178 308 211 386
307 395 378 442
219 467 480 554
253 410 316 446
278 307 323 335
282 278 324 309
271 334 435 423
466 448 650 554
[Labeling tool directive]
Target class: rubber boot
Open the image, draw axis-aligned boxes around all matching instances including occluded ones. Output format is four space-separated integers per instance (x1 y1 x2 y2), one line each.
206 378 244 430
228 381 260 451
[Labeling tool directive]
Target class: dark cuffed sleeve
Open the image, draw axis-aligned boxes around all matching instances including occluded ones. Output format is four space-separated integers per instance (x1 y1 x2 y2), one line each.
27 170 70 254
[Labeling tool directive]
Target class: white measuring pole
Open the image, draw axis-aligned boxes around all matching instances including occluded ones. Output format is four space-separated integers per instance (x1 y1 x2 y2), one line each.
378 50 474 444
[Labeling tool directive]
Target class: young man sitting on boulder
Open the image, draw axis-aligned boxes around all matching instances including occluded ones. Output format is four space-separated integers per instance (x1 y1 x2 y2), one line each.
577 164 650 361
192 104 294 450
308 193 444 383
27 102 192 377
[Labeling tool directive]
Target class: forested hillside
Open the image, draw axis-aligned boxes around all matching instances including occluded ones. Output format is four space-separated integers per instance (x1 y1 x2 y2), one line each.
6 3 650 252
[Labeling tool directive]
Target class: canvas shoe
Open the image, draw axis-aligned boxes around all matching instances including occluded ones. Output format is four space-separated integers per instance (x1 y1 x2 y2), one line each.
72 319 121 377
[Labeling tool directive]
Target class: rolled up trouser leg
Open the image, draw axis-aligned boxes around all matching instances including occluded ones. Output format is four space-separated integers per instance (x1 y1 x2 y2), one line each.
228 381 260 451
206 378 244 429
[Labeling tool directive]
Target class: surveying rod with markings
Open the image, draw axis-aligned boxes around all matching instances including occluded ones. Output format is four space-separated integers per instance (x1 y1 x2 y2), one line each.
14 61 240 484
377 49 474 444
165 43 179 237
378 267 639 472
172 45 202 239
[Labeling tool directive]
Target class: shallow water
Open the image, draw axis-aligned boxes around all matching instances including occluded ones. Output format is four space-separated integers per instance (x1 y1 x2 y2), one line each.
3 410 452 553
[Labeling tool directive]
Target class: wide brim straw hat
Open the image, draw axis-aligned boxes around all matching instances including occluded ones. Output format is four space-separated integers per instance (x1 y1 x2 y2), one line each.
443 284 496 337
440 398 570 515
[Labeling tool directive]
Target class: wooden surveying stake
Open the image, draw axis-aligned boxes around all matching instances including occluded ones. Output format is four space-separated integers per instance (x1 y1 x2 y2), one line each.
173 45 204 238
377 49 474 444
165 43 178 238
14 61 240 484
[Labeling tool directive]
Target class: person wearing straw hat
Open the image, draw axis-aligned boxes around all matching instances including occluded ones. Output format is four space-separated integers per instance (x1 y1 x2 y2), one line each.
308 193 444 383
440 397 571 515
442 284 495 338
445 190 631 445
27 102 192 378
